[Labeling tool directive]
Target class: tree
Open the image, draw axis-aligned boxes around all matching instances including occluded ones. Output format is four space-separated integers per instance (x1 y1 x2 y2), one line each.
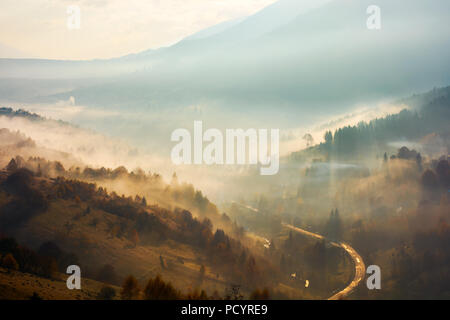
121 275 140 300
421 170 438 189
436 160 450 188
324 131 333 145
325 208 343 241
302 134 314 148
334 209 343 240
144 275 180 300
6 158 18 172
416 153 423 171
2 253 19 272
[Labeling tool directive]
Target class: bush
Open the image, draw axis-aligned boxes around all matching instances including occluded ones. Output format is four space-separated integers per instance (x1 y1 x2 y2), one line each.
97 286 116 300
144 275 180 300
2 253 19 271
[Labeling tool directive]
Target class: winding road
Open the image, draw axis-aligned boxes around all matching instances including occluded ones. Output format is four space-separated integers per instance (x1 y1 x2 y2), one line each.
232 201 366 299
282 223 365 300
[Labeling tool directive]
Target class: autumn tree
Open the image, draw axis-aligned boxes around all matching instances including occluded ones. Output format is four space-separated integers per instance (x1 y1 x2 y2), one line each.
2 253 19 272
144 275 180 300
121 275 140 300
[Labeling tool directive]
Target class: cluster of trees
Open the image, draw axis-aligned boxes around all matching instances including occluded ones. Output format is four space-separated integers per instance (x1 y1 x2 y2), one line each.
0 168 48 230
170 209 273 288
277 230 345 296
117 274 270 300
0 128 36 149
6 155 231 233
0 236 77 279
421 158 450 204
347 155 450 299
0 107 43 121
292 87 450 161
118 274 185 300
1 162 274 290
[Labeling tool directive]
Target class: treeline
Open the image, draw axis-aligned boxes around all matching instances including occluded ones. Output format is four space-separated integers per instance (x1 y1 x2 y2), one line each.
0 107 43 122
349 156 450 299
291 86 450 161
0 166 276 290
6 154 247 247
0 169 48 229
0 236 78 279
97 274 271 300
7 155 225 229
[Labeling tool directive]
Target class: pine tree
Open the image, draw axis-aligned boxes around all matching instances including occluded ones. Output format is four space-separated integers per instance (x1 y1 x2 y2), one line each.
6 158 18 172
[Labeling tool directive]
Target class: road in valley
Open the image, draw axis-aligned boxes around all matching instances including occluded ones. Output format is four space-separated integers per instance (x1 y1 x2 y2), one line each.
232 202 366 299
283 223 366 300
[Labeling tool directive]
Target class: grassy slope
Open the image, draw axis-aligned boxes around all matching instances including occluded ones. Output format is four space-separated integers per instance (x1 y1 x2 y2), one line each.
10 194 229 296
0 267 121 300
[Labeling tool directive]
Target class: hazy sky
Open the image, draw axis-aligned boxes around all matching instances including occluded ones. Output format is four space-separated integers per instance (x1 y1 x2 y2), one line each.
0 0 276 60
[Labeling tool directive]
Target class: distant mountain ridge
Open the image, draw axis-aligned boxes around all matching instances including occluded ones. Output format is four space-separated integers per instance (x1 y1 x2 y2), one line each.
0 0 449 129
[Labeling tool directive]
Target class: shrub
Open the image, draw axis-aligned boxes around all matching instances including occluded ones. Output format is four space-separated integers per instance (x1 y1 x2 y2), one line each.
144 275 180 300
97 286 116 300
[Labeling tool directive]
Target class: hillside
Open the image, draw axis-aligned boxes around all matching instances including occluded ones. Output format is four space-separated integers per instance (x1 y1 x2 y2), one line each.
289 86 450 163
0 163 285 298
0 267 121 300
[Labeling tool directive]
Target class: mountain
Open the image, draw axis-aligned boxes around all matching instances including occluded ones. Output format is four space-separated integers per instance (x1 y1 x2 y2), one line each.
55 1 450 121
1 0 449 129
183 17 247 41
0 0 327 80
